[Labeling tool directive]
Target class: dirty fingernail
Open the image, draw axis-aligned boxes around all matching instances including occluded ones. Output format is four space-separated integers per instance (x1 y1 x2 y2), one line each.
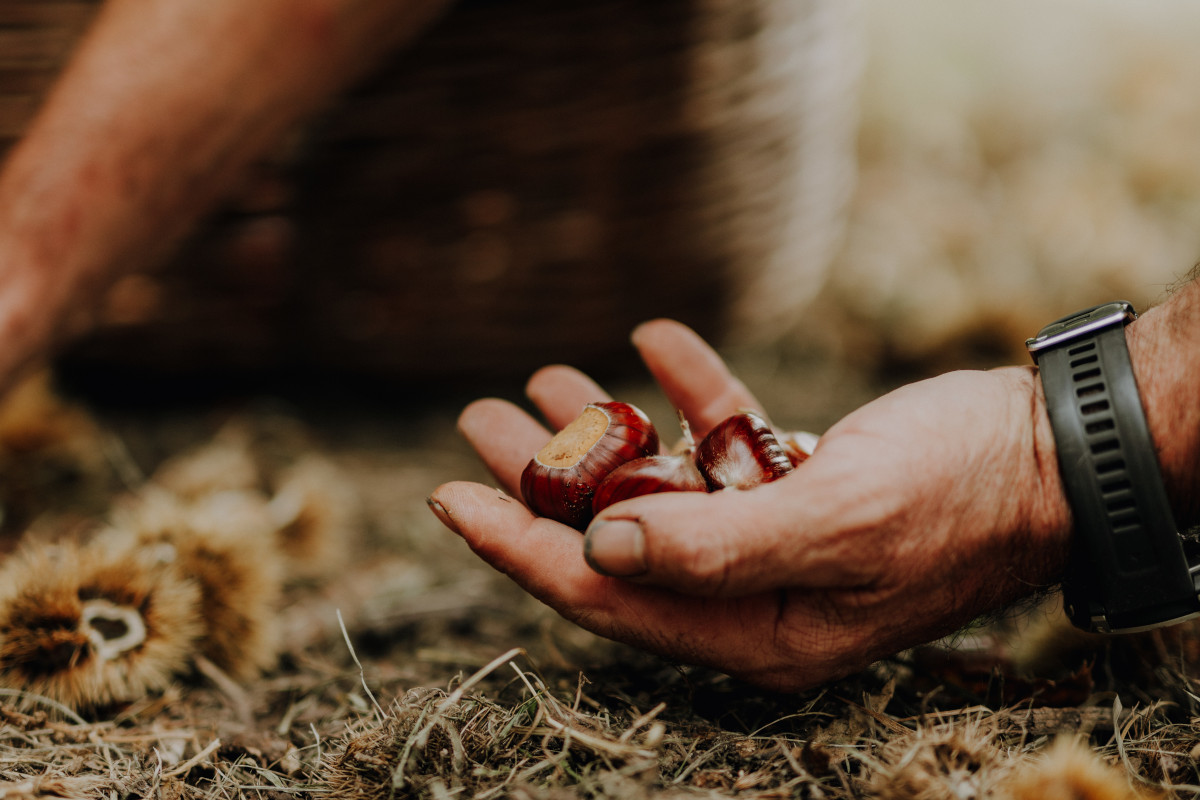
426 496 461 535
584 519 647 577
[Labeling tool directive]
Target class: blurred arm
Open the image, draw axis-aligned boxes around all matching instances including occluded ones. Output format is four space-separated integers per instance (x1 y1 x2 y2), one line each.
0 0 452 388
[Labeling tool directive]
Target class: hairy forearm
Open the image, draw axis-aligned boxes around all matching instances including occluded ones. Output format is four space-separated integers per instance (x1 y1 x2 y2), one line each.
0 0 450 387
1128 275 1200 528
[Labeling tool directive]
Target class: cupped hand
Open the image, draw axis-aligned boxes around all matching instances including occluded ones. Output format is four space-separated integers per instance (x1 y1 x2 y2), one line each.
428 320 1073 691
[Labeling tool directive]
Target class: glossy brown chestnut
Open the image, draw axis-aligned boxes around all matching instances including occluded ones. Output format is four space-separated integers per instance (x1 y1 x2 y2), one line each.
777 430 819 467
695 411 793 491
592 454 708 514
521 401 660 530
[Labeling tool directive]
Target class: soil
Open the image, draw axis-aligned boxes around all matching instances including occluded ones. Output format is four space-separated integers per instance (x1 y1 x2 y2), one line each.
2 350 1198 799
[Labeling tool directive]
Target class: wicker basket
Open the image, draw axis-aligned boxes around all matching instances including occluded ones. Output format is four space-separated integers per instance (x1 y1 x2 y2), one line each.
1 0 861 386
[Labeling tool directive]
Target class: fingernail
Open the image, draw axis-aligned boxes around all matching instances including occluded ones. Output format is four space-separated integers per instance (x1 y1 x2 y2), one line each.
426 496 461 536
584 519 647 577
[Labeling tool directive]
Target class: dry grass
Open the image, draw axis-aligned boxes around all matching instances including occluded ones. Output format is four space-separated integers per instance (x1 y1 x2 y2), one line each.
0 370 1199 800
4 634 1200 799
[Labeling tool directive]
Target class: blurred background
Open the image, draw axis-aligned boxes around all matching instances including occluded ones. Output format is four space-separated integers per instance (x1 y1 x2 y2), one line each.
820 0 1200 375
2 0 1199 399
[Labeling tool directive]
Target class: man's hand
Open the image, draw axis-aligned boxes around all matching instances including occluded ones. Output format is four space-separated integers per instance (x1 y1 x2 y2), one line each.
0 0 450 390
429 319 1073 691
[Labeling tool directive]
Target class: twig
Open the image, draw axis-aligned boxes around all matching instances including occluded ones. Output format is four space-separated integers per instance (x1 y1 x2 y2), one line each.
393 647 526 791
162 738 221 779
840 698 911 736
0 689 88 725
618 702 666 744
507 665 655 760
436 647 525 714
1112 697 1200 794
193 655 253 727
337 608 384 723
310 723 323 771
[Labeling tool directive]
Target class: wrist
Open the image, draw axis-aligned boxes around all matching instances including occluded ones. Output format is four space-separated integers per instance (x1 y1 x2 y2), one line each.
1126 282 1200 529
1010 364 1073 573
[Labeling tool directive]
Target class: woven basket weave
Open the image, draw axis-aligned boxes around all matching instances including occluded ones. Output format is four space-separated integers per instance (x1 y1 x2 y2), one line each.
1 0 861 386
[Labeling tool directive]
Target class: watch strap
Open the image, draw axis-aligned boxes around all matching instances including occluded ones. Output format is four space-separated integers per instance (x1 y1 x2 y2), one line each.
1032 304 1199 632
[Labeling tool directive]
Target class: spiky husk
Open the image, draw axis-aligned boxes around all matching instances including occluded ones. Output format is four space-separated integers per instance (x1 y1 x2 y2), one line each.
0 538 203 709
99 489 284 680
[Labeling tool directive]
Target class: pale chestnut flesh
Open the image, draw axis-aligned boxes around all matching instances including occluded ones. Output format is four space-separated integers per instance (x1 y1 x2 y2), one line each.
520 401 659 530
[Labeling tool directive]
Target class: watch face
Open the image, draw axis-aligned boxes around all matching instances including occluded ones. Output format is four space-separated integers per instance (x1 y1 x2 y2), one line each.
1025 300 1136 354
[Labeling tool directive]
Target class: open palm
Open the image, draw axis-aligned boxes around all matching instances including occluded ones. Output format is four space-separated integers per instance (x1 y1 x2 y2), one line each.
430 319 1071 690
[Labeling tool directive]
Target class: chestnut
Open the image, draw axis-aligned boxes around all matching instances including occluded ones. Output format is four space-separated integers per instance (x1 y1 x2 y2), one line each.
592 411 706 513
521 401 660 530
777 429 819 467
694 411 793 491
592 453 708 514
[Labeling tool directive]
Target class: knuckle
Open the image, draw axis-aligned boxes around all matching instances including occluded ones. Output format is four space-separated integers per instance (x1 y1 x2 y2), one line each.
768 594 893 680
666 532 740 595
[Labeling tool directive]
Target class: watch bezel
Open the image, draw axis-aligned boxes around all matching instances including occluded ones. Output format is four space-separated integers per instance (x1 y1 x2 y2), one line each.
1025 300 1137 355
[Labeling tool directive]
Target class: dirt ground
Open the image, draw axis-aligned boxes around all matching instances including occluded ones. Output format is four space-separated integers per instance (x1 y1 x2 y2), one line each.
0 347 1198 799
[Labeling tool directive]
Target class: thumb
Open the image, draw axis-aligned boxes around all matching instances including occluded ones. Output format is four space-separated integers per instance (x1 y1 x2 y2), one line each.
582 475 869 597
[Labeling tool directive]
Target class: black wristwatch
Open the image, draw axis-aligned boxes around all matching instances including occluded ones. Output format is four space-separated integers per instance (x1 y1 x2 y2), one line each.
1027 301 1200 632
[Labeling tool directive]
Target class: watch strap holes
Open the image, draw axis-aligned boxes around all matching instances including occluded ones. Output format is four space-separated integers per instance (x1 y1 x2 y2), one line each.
1081 399 1111 415
1068 341 1097 356
1070 354 1100 369
1073 367 1102 383
1105 495 1137 514
1087 419 1116 435
1096 457 1126 475
1109 506 1142 528
1091 438 1121 456
1077 382 1106 398
1100 477 1132 495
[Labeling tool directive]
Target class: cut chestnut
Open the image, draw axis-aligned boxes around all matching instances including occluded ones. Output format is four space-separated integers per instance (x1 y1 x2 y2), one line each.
695 411 793 491
521 401 660 530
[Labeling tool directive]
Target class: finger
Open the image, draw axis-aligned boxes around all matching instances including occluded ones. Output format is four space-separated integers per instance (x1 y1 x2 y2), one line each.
525 365 612 430
583 459 890 597
458 398 551 497
429 480 838 688
631 319 763 435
